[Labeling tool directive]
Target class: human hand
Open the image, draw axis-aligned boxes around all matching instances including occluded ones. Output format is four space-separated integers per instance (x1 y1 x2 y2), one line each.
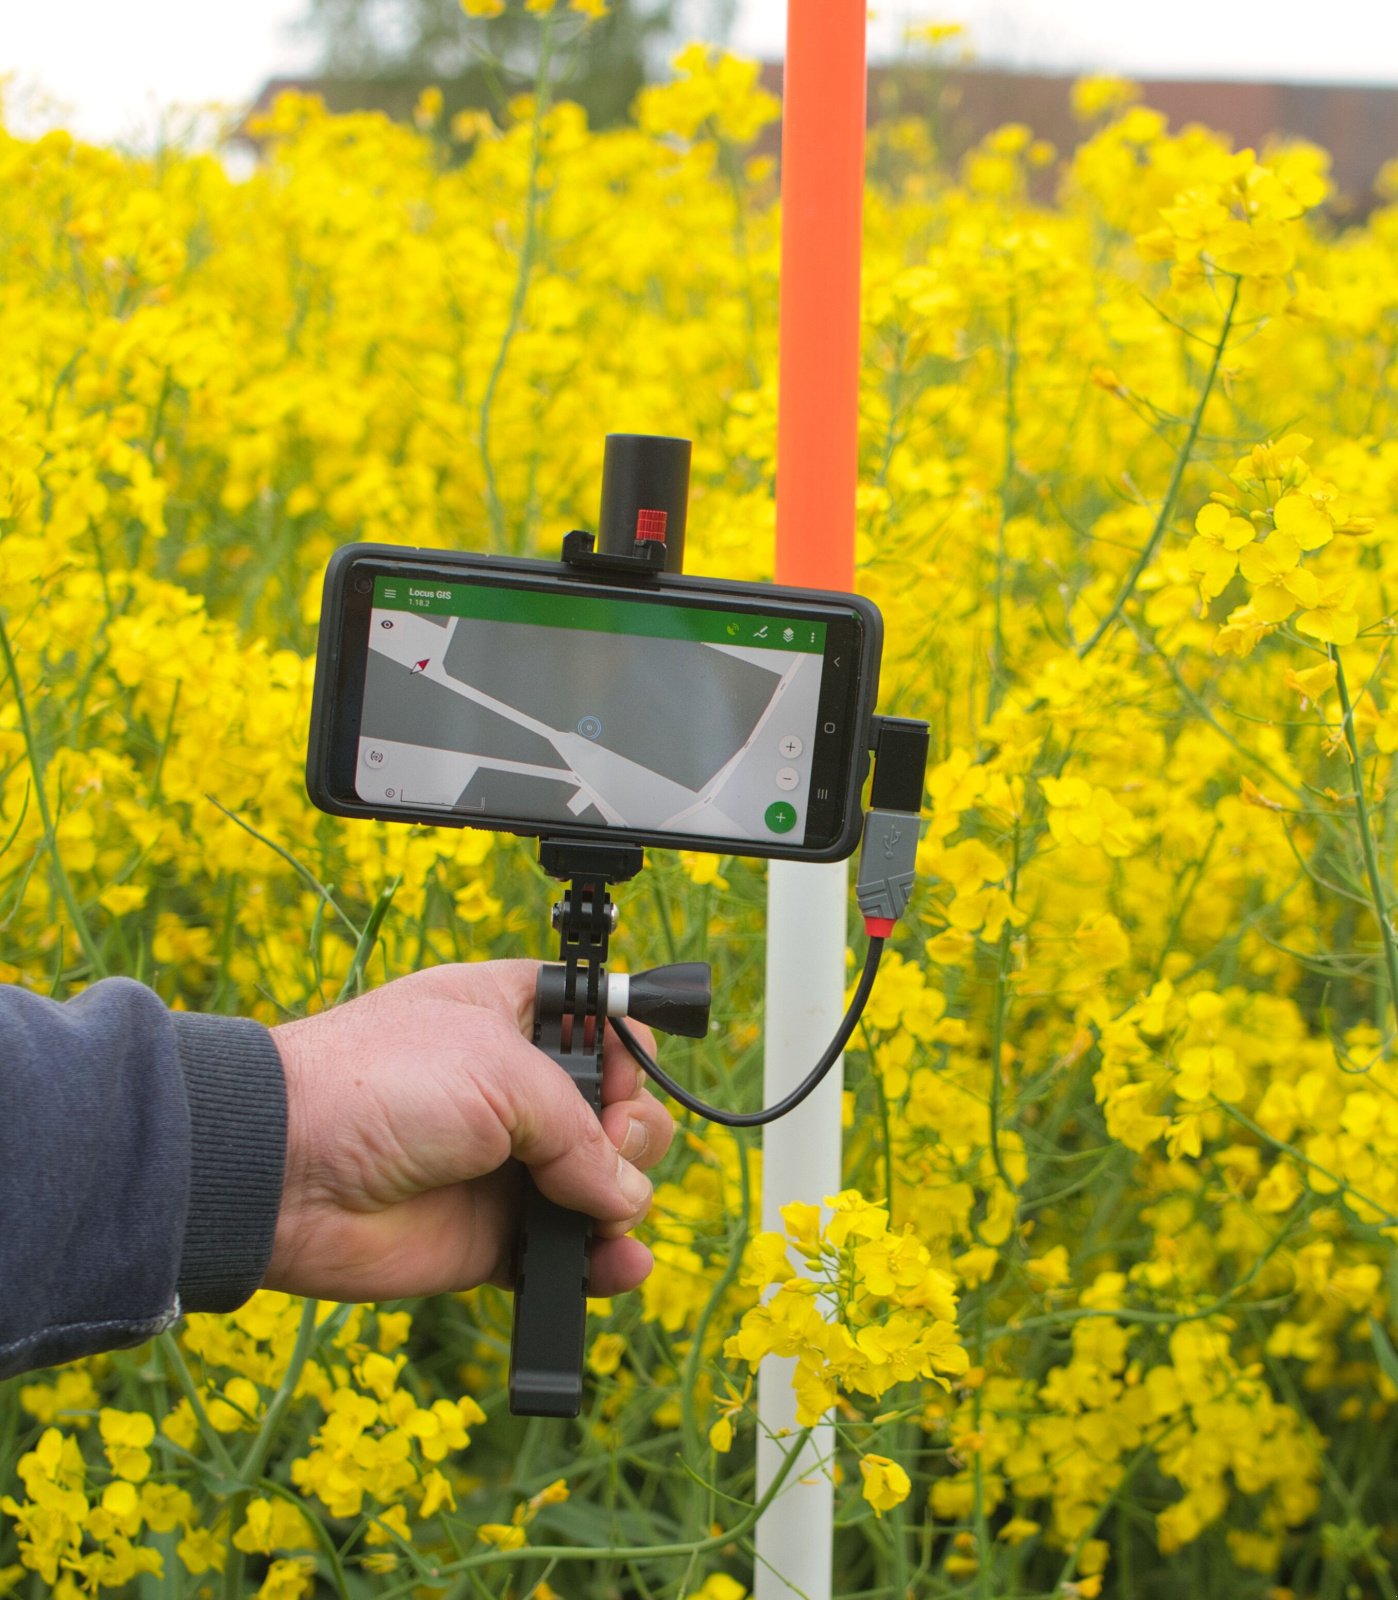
264 960 673 1302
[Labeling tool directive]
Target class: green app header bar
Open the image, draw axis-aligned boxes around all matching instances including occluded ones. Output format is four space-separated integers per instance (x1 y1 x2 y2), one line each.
373 576 827 654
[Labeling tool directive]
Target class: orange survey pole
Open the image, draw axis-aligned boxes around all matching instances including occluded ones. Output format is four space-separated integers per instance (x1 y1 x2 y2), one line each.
759 6 866 1599
773 2 866 592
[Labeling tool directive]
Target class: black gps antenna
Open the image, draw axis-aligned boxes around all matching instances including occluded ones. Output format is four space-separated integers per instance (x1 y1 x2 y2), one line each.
597 433 690 570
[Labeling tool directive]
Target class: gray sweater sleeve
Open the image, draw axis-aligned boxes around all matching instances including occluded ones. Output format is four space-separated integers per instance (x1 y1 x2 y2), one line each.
0 979 287 1380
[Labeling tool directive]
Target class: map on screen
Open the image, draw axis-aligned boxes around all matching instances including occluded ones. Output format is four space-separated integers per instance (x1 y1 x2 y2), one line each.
355 579 827 844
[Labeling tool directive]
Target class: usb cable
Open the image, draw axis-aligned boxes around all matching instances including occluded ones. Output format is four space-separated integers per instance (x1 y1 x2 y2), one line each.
611 718 928 1128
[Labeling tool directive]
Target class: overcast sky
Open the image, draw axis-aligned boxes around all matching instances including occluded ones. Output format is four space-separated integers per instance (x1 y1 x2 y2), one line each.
3 0 1398 147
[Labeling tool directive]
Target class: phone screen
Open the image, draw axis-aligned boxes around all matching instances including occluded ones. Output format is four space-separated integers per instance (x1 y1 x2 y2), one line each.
347 569 862 851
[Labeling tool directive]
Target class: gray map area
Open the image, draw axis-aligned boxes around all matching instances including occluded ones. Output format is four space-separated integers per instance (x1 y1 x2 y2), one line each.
361 655 564 768
441 619 779 791
457 768 606 823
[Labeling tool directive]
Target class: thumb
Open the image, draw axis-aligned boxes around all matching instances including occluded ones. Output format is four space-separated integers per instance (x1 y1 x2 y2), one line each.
476 1014 653 1230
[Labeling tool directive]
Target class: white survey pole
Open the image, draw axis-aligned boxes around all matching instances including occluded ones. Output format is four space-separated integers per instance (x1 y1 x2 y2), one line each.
756 859 847 1600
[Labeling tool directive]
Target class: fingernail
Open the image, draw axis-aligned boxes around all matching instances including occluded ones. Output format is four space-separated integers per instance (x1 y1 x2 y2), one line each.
616 1153 652 1211
620 1117 650 1163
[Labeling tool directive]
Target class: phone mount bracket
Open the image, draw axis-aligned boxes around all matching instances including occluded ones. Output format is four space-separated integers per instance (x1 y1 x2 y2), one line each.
509 434 702 1417
560 528 668 580
507 838 644 1417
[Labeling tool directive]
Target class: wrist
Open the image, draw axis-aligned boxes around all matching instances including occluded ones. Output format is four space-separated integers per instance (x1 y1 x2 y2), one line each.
171 1012 288 1312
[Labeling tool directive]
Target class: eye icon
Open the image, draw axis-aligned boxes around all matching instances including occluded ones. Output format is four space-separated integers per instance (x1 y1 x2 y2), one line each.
381 619 394 629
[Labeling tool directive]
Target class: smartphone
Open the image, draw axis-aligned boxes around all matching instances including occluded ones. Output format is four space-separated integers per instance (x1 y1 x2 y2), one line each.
306 544 883 862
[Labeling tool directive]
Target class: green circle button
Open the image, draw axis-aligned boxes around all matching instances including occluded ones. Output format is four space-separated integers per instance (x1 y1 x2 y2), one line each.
764 801 798 834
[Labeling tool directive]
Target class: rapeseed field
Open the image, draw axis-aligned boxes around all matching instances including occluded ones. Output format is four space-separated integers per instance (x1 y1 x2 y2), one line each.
4 34 1398 1600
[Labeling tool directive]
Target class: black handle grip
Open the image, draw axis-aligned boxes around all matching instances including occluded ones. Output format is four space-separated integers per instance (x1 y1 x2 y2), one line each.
509 958 605 1417
508 1175 591 1416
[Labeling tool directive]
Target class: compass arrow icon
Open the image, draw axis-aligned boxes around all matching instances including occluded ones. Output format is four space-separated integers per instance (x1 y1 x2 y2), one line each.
410 659 429 674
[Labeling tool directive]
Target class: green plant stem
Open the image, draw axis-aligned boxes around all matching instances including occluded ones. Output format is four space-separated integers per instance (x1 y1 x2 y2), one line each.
145 678 182 805
0 609 105 977
206 795 357 938
986 919 1017 1197
987 818 1023 1196
1049 1426 1166 1597
870 1039 898 1223
237 1295 320 1485
478 21 555 553
1078 275 1240 658
1254 1316 1398 1600
679 1138 752 1469
1333 647 1398 1028
648 869 683 965
715 136 764 389
155 1332 239 1480
222 1487 251 1600
971 1336 991 1600
1148 823 1219 984
376 1430 814 1600
882 1416 912 1600
1381 744 1398 1034
1128 615 1304 800
980 1205 1297 1342
256 1475 352 1600
217 1305 324 1600
1221 1099 1398 1225
988 294 1018 723
335 877 400 1003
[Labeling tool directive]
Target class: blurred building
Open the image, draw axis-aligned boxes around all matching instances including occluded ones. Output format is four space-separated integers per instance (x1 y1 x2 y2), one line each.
803 63 1398 217
243 62 1398 214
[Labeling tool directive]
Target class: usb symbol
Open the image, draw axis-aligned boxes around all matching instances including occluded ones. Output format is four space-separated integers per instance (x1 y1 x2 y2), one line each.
883 824 902 861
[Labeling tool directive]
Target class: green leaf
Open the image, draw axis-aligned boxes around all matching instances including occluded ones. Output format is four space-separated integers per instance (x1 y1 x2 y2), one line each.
1367 1316 1398 1391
